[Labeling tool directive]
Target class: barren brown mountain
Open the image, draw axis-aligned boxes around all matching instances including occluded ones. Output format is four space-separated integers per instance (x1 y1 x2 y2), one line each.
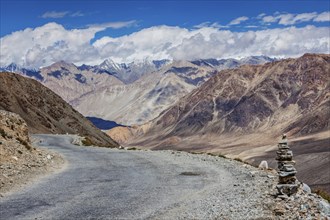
126 54 330 192
0 72 118 148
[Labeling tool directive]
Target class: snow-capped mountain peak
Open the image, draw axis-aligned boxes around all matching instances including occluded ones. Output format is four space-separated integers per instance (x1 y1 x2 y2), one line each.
100 59 122 71
96 58 171 84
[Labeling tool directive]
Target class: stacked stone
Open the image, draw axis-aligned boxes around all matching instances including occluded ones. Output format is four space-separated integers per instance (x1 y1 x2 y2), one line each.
276 134 300 196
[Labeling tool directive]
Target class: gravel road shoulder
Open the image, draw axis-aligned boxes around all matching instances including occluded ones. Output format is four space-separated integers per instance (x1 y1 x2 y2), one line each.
1 135 278 219
0 136 65 196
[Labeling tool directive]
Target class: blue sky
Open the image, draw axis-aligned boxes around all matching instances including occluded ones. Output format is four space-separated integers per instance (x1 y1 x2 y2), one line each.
1 0 329 37
0 0 329 67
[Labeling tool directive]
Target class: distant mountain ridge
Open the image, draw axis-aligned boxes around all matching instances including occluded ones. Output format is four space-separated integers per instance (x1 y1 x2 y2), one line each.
0 59 172 84
0 56 277 125
0 56 276 84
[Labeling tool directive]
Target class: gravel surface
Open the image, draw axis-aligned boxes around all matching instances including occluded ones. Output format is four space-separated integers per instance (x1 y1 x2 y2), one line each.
0 134 278 219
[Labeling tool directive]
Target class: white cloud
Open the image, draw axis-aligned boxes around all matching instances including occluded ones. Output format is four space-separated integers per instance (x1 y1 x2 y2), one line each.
87 20 137 29
228 16 249 25
257 13 266 19
0 23 103 67
261 11 329 25
194 22 228 29
41 11 70 18
314 11 330 22
262 15 278 23
41 11 87 19
245 25 259 28
71 11 85 17
293 12 318 23
1 22 329 68
277 14 295 25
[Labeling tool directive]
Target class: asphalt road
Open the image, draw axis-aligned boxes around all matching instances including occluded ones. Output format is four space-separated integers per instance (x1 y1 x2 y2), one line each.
0 134 265 219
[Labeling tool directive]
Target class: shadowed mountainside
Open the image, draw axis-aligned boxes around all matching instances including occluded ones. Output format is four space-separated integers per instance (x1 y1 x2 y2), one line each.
86 117 125 130
0 72 119 148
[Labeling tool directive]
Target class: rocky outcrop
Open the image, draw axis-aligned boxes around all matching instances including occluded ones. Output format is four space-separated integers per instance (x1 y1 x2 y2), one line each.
0 72 119 148
273 185 330 219
0 110 63 194
0 110 29 144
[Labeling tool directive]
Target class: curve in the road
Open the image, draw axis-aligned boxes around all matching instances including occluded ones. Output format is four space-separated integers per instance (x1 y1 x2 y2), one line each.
0 134 273 219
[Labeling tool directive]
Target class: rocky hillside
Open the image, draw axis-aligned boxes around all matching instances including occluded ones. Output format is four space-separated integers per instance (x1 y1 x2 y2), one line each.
1 57 275 126
39 61 124 102
146 53 329 137
0 110 63 194
128 53 330 192
73 57 276 125
0 72 118 148
72 60 214 125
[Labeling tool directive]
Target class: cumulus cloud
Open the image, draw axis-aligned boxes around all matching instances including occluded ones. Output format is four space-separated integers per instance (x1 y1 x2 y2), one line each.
228 16 249 25
0 23 103 67
0 22 329 68
261 11 330 25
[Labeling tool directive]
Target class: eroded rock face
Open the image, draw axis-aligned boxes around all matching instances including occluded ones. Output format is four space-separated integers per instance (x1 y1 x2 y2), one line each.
0 110 63 194
0 110 29 144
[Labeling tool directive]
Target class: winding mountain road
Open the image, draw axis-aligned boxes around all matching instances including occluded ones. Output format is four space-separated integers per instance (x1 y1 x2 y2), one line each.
0 135 274 219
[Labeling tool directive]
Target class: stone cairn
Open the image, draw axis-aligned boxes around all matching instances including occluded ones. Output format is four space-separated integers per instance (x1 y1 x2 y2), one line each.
275 134 300 196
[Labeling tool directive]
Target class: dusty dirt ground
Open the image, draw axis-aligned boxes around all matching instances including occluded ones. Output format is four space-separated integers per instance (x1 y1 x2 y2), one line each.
126 130 330 194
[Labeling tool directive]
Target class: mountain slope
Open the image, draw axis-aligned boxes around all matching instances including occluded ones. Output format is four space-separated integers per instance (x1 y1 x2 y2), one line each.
126 54 330 192
0 72 119 148
73 57 276 125
98 59 170 84
39 61 124 102
144 54 329 138
72 60 215 125
1 57 275 126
